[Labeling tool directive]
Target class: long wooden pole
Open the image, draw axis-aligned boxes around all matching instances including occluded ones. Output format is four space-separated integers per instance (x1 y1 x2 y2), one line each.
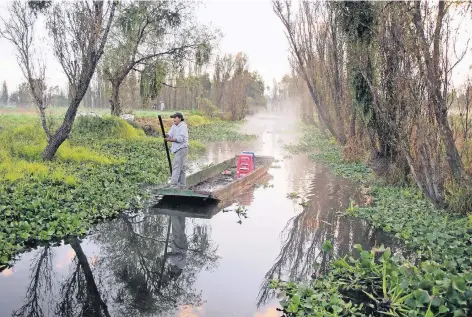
158 115 172 175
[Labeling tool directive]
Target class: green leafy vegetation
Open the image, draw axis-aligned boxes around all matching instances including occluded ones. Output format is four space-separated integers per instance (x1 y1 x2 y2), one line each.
286 192 300 200
222 204 249 225
271 244 472 317
276 126 472 316
285 126 373 183
189 121 257 142
0 114 254 268
348 186 472 273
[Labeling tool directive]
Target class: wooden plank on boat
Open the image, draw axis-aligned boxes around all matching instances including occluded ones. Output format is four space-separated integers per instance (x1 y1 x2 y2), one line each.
211 157 273 201
185 156 235 187
155 155 274 200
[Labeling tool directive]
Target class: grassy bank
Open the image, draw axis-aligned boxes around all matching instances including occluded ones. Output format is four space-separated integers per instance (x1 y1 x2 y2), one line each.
274 126 472 316
0 113 254 267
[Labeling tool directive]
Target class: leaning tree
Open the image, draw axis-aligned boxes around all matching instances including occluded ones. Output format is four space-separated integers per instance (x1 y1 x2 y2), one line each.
1 1 117 160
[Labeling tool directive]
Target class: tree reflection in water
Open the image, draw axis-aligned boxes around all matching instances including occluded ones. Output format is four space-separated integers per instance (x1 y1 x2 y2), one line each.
11 213 219 317
12 247 53 317
257 165 401 307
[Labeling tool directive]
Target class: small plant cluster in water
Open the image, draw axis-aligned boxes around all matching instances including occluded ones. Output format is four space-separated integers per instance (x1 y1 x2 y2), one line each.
271 243 472 317
286 192 301 200
222 203 248 224
286 192 311 207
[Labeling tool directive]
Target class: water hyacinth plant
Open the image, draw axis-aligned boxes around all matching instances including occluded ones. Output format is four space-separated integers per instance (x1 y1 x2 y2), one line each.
271 243 472 317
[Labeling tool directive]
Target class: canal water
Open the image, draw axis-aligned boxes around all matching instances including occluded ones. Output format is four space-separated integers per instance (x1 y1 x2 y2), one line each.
0 111 399 317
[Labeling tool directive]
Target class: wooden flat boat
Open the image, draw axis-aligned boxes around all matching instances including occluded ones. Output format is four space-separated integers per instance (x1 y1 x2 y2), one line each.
153 155 274 201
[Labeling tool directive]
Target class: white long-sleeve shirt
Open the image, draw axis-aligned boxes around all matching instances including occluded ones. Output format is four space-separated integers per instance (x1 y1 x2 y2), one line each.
168 121 189 153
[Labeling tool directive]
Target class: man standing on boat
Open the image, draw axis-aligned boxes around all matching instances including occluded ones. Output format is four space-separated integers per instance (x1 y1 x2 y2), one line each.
165 112 188 188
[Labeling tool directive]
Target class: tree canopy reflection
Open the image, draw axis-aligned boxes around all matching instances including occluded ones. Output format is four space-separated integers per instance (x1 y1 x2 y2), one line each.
257 165 401 307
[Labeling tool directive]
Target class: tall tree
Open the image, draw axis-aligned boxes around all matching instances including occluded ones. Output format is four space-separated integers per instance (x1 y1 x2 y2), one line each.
0 81 8 105
273 0 347 144
1 2 49 132
103 1 216 116
412 1 466 183
1 1 117 160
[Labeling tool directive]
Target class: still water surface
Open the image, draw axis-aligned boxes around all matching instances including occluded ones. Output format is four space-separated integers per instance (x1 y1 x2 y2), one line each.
0 112 399 317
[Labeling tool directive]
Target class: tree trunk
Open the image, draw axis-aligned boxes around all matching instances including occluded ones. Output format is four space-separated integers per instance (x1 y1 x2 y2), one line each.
439 114 465 180
70 238 111 317
173 87 177 110
412 1 467 182
349 104 356 137
42 128 68 161
305 82 339 141
42 100 81 161
38 104 51 139
331 21 347 145
110 81 122 116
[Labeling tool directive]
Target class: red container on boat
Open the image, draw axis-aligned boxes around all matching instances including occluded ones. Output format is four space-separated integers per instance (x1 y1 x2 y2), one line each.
236 154 254 178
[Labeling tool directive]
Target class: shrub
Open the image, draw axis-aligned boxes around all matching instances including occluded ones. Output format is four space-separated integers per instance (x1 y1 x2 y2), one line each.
189 109 203 116
1 124 46 161
0 122 116 184
219 112 232 121
71 115 144 140
444 179 472 215
185 114 210 127
197 98 220 118
112 119 145 139
72 115 117 138
0 149 9 162
56 140 116 164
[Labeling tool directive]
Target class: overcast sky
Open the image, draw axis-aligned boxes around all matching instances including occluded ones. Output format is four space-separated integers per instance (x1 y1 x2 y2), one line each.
0 0 291 93
198 0 291 86
0 0 470 93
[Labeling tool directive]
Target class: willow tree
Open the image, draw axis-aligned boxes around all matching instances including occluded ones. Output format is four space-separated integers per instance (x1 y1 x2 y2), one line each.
139 60 167 102
273 0 347 144
1 1 117 160
103 1 216 116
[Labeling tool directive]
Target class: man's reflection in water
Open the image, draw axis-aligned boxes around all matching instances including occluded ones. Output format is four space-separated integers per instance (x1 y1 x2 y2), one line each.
167 215 188 278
